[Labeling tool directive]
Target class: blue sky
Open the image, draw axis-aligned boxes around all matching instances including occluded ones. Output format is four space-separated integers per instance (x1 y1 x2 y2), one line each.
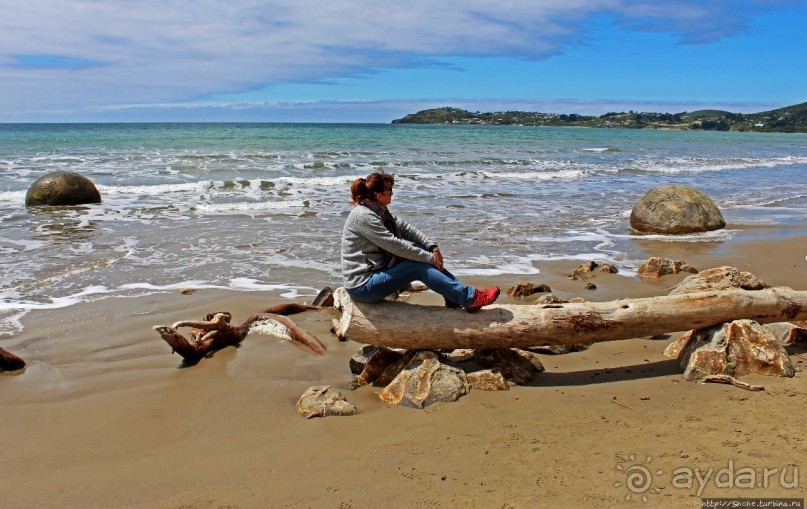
1 0 805 122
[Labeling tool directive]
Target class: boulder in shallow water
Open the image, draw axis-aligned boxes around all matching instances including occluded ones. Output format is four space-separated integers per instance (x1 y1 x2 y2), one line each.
630 185 725 234
25 171 101 207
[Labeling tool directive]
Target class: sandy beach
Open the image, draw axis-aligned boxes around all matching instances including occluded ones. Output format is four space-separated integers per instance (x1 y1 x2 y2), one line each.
1 223 805 508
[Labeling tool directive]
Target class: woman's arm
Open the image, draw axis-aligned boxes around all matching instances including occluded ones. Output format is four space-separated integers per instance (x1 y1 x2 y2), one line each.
395 218 437 252
358 212 436 264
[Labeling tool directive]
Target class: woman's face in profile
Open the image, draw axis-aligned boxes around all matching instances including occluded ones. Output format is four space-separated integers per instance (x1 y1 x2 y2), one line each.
375 188 393 206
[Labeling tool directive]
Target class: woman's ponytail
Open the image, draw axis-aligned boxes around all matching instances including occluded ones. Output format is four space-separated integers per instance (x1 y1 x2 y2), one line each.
350 177 368 204
350 173 394 205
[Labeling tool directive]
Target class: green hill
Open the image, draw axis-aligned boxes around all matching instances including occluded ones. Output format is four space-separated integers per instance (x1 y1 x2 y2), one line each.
392 102 807 133
682 110 731 120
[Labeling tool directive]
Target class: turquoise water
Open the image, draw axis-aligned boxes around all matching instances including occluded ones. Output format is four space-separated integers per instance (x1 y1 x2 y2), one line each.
1 123 806 336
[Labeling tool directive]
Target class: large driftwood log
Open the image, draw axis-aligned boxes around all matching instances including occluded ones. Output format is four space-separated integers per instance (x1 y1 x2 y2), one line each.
332 287 807 349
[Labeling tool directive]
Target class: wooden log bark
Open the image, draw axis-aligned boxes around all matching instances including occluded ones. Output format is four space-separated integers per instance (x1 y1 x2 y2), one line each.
333 287 807 349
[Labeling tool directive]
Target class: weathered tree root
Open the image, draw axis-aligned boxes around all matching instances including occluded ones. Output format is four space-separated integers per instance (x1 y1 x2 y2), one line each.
0 347 26 371
154 303 326 364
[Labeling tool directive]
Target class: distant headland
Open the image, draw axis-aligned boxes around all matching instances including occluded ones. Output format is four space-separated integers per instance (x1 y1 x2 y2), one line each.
392 102 807 133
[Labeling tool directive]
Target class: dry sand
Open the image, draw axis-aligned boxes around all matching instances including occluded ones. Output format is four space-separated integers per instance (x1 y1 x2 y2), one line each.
1 224 806 508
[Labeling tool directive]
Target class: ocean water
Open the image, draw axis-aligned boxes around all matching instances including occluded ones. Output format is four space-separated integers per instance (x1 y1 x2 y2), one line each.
1 123 806 336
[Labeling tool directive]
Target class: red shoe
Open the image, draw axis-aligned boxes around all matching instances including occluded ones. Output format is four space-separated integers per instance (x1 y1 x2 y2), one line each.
465 287 500 312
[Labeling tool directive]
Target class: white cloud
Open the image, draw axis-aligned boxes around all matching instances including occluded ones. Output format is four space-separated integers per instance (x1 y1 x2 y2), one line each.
0 0 795 117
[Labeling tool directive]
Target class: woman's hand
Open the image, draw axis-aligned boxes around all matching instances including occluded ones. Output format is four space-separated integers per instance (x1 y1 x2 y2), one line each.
432 248 444 272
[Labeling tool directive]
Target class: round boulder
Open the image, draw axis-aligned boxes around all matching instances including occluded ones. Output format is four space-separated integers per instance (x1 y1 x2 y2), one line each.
25 171 102 207
630 185 725 234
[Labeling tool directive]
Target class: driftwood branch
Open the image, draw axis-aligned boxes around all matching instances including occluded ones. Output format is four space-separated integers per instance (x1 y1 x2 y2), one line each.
333 287 807 349
702 374 764 391
154 303 326 363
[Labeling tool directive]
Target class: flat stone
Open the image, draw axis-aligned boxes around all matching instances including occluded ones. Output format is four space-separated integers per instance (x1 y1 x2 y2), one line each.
466 370 510 391
441 349 475 362
535 294 567 305
637 257 698 278
296 385 358 418
669 266 768 295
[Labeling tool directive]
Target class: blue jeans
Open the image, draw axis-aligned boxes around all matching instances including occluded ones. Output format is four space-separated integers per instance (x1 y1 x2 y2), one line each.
347 260 475 306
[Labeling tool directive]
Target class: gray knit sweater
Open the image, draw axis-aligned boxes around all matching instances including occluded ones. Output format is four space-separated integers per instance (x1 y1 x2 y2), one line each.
341 205 437 289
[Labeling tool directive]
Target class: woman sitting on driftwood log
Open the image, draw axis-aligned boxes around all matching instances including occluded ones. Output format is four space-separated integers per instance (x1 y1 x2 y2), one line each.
341 172 500 311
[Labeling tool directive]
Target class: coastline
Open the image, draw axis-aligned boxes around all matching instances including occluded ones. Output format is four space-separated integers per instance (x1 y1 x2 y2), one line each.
1 222 806 508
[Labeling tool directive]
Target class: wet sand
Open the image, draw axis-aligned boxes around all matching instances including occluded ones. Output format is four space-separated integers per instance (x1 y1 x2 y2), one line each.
1 224 806 508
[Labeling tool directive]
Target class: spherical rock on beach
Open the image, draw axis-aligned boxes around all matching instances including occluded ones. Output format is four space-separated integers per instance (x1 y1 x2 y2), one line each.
630 185 725 234
25 171 102 207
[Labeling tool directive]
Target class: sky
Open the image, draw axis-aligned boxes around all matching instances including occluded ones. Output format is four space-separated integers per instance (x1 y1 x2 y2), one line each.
1 0 806 123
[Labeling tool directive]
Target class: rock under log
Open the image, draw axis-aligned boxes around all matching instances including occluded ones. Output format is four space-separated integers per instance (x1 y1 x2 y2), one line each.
332 287 807 350
664 319 795 380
